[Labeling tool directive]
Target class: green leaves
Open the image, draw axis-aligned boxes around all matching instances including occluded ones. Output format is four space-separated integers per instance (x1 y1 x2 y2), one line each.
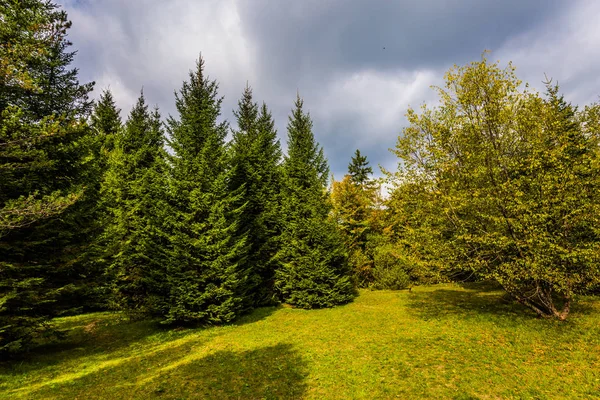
390 53 600 319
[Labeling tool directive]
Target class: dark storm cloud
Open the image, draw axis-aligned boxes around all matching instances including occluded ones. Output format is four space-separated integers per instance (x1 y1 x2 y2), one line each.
238 0 564 88
235 0 568 176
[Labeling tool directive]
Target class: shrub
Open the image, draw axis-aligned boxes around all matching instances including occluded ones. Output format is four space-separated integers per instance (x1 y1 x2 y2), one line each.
371 245 411 290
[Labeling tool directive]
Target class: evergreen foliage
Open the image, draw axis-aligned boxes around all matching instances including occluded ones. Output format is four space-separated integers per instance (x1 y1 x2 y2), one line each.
230 86 283 306
102 93 170 316
78 89 123 310
0 1 93 119
166 57 248 324
275 95 355 308
0 0 96 354
91 89 121 163
348 149 373 186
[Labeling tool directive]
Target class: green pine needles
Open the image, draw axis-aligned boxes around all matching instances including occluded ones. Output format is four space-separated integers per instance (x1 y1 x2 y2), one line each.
103 93 171 317
275 95 356 308
96 57 357 328
165 57 249 324
229 85 283 307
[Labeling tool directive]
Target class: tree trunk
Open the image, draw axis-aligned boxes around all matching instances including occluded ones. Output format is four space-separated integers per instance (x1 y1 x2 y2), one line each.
556 298 571 321
514 290 571 320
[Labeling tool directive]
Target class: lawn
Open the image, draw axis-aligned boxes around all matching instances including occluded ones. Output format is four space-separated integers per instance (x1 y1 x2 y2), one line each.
1 282 599 399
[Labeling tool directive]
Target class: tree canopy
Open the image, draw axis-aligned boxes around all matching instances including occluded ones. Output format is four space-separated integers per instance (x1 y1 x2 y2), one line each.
390 54 600 319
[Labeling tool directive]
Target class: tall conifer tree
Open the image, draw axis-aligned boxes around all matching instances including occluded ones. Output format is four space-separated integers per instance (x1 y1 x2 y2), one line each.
275 95 355 308
0 0 97 353
348 149 373 186
230 86 282 306
91 89 121 164
56 89 124 312
166 57 248 324
103 93 170 316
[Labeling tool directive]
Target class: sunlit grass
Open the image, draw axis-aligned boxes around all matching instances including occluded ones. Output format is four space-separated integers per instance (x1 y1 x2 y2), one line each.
1 283 599 399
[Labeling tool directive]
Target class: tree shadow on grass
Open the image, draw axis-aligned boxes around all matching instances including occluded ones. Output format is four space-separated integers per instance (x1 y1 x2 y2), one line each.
137 343 308 399
407 287 528 322
231 305 282 326
12 343 309 399
0 305 281 376
407 282 597 322
0 314 165 371
2 338 200 399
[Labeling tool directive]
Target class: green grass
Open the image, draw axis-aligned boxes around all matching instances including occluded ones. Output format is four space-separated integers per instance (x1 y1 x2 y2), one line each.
1 283 599 399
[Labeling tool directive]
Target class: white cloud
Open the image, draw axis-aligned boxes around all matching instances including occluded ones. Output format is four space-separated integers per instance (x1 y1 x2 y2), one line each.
497 0 600 105
61 0 255 116
315 68 440 142
308 68 443 177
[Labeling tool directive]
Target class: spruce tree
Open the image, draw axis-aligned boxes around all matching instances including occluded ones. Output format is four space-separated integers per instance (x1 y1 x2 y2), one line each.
166 57 248 324
103 93 170 316
275 94 355 308
230 86 283 306
331 150 379 286
1 2 94 119
0 0 97 354
86 88 122 308
348 149 373 186
91 89 121 163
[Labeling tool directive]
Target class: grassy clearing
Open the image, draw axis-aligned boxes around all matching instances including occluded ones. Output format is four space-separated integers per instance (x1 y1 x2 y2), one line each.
1 282 599 399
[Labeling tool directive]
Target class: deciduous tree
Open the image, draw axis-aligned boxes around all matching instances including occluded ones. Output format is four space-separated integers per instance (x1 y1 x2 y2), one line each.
393 54 600 319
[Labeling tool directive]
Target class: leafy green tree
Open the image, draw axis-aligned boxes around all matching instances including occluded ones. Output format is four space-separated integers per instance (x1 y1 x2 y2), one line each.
230 86 282 306
103 93 170 316
166 57 248 324
275 94 355 308
380 178 447 285
0 0 96 354
393 54 600 319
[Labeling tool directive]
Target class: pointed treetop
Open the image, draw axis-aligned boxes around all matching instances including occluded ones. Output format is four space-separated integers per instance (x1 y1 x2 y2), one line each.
128 89 148 121
258 102 277 133
285 94 329 188
348 149 373 185
91 88 122 136
195 55 205 82
233 84 259 137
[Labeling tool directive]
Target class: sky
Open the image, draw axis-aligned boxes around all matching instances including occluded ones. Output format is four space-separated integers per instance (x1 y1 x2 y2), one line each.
59 0 600 179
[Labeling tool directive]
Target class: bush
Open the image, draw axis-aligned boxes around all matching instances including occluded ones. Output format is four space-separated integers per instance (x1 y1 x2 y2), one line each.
371 245 411 290
348 249 374 288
